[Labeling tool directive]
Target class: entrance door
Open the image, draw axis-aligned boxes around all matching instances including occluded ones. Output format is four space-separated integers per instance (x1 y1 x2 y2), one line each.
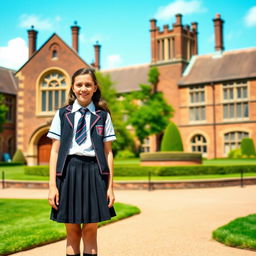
38 134 52 165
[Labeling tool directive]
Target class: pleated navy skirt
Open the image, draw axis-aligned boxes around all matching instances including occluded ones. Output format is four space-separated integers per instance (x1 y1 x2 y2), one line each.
50 155 116 224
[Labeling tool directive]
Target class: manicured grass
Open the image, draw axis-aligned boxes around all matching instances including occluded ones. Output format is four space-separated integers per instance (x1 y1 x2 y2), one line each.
212 214 256 251
0 199 140 255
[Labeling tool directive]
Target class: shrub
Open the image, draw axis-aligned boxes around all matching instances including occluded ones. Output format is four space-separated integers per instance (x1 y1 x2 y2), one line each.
115 150 136 160
241 138 256 157
160 121 183 151
24 166 49 176
227 148 242 159
140 152 202 161
12 149 26 164
157 165 256 176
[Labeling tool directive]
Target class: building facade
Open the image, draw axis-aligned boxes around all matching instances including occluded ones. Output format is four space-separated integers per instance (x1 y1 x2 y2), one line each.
0 13 255 164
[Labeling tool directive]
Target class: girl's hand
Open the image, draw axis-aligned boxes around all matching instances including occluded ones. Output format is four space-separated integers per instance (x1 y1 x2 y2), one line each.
48 185 59 210
107 187 115 208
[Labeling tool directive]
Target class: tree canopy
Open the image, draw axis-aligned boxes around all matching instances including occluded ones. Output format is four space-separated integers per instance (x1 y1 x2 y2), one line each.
124 67 174 144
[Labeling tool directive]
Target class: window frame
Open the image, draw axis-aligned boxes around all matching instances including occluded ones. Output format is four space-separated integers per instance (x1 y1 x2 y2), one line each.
36 68 70 117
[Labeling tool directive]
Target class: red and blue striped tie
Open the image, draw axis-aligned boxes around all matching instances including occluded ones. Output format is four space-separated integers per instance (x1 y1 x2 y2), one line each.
75 108 88 145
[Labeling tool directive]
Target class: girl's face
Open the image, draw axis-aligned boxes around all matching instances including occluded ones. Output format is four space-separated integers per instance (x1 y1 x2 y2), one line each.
72 74 97 107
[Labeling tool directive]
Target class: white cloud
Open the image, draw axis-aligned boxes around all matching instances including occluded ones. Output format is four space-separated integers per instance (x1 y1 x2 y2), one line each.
0 38 28 70
155 0 206 20
106 55 122 68
19 14 61 30
244 6 256 27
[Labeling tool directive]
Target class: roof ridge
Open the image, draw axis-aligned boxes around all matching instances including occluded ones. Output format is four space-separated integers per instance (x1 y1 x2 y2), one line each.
102 63 149 72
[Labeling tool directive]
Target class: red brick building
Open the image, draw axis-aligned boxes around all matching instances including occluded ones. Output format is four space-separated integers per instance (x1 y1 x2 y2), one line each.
0 13 255 164
0 67 17 159
104 14 256 158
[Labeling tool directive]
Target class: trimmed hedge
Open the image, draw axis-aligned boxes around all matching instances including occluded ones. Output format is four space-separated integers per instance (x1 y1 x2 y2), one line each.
156 165 256 176
140 152 202 161
0 162 24 166
24 164 256 177
24 166 49 176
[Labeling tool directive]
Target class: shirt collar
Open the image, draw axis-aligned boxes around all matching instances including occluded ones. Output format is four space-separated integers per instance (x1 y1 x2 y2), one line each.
72 99 96 115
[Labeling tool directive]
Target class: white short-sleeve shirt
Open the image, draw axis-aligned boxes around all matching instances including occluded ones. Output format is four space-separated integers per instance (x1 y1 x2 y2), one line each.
47 100 116 156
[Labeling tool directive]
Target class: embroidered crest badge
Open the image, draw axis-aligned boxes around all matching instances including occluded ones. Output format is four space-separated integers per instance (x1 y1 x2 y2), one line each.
96 125 104 136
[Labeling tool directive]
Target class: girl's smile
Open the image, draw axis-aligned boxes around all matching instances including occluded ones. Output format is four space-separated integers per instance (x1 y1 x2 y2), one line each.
72 74 97 106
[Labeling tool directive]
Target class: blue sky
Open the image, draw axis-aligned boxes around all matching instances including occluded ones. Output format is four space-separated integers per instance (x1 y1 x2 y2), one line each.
0 0 255 70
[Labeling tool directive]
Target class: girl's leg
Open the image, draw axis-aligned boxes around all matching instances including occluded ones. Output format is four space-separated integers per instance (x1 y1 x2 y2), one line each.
82 223 98 255
65 223 82 255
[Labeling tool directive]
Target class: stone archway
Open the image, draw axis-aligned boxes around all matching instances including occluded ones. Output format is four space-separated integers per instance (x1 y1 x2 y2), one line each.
27 126 51 166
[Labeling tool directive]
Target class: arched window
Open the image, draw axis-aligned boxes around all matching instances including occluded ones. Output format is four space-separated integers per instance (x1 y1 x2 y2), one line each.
191 134 207 156
224 131 249 155
40 71 67 112
52 50 58 59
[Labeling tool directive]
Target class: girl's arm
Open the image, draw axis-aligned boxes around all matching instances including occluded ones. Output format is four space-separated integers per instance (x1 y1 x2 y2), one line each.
48 139 60 210
104 141 115 208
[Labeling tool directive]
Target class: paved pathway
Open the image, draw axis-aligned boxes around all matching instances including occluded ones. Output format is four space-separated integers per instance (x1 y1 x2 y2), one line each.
1 186 256 256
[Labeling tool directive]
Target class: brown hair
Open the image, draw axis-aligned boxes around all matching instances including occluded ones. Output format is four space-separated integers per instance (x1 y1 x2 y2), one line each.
67 68 110 113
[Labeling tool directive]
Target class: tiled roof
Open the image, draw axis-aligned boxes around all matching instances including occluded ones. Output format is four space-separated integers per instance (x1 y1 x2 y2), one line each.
0 67 18 95
102 63 150 93
179 48 256 86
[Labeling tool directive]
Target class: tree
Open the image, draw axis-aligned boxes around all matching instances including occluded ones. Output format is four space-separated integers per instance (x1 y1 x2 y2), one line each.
96 72 134 154
124 67 174 145
160 121 183 151
0 94 8 132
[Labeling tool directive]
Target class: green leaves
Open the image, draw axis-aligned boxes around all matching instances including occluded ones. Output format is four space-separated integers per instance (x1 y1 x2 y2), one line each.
124 67 174 144
96 72 134 154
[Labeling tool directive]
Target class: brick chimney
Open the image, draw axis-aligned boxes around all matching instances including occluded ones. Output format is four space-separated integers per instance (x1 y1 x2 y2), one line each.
27 25 38 58
71 21 80 52
213 14 224 51
150 19 157 63
93 41 101 70
191 22 198 55
175 13 182 26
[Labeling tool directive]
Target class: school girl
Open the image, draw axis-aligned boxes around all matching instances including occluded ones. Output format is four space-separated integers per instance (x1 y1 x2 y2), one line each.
47 68 116 256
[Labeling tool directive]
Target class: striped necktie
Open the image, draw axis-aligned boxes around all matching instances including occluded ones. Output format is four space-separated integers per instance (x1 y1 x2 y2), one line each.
75 108 88 145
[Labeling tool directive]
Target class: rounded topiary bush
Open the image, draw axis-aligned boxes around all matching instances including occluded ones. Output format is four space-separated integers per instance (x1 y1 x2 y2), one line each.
241 138 256 157
160 121 183 151
12 149 26 164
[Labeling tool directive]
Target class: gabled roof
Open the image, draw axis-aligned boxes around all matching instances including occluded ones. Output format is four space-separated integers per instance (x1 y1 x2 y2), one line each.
0 66 18 95
102 63 150 93
179 47 256 86
16 33 90 73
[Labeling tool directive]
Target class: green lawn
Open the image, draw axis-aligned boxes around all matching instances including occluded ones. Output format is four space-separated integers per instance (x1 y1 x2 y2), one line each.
0 199 140 255
213 214 256 251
